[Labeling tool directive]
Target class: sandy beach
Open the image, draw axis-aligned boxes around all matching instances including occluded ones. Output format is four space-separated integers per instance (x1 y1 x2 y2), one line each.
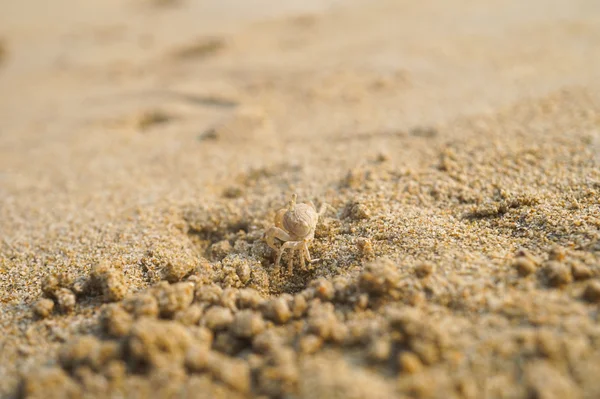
1 0 600 397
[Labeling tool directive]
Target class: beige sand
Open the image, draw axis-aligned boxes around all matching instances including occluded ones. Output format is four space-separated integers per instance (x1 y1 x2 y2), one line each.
1 0 600 397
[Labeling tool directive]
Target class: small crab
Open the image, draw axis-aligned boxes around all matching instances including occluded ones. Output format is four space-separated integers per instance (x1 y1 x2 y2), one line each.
264 194 328 274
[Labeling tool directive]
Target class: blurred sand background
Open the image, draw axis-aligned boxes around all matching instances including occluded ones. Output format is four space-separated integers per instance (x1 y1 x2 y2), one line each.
1 0 600 397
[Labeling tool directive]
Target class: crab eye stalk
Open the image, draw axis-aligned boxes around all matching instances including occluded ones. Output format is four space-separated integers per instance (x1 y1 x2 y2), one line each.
288 193 297 211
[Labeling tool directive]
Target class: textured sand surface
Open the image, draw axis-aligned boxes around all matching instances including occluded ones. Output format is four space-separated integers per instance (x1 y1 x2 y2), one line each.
1 0 600 398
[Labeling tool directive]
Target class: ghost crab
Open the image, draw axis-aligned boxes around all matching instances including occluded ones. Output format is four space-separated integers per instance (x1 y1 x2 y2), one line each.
264 194 329 274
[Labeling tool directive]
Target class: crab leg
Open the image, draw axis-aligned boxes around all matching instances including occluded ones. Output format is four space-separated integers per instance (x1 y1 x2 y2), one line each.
278 241 299 271
288 247 295 275
298 242 307 270
310 201 331 217
264 226 293 252
304 242 319 264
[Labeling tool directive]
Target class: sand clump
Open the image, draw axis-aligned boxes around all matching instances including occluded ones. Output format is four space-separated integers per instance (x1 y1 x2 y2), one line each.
101 305 134 338
89 261 129 302
230 310 265 338
34 260 130 317
582 281 600 303
512 256 537 277
203 306 234 331
542 261 573 288
262 297 292 323
122 293 159 318
19 258 464 397
151 281 195 317
32 298 55 319
20 367 82 399
40 275 78 314
140 243 198 283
